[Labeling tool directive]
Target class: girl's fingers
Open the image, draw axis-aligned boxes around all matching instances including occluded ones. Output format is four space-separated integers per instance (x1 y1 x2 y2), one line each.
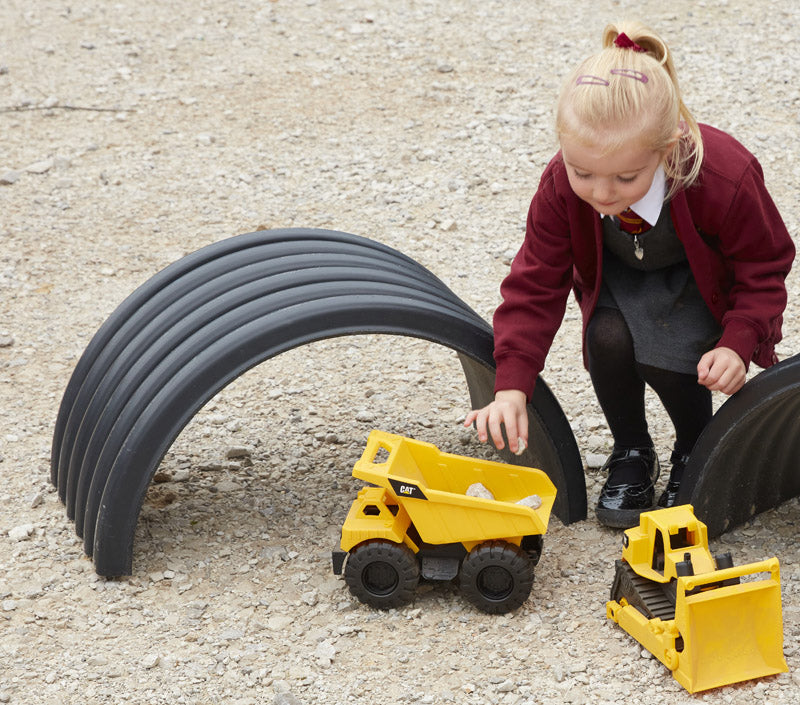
487 413 505 449
503 417 519 452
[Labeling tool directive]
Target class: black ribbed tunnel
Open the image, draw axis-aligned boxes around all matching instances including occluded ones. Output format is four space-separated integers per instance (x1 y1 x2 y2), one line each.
679 352 800 538
51 229 586 576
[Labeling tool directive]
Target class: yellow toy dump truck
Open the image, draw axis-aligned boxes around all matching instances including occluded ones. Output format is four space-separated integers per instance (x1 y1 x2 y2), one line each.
606 505 788 693
332 430 557 614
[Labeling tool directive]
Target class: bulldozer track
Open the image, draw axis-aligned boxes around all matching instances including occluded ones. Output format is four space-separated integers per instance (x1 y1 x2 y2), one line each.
611 560 675 621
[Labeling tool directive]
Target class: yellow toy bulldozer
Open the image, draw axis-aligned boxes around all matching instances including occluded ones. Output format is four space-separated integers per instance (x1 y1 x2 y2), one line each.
332 430 557 614
606 505 788 693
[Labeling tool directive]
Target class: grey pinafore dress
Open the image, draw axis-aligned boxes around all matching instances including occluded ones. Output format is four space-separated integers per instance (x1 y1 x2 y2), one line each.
595 206 722 374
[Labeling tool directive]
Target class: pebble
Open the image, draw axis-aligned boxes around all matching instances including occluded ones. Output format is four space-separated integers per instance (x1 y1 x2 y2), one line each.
466 482 494 500
25 158 54 174
226 446 252 459
0 170 20 185
497 680 516 693
219 628 244 640
261 546 289 563
501 248 517 265
214 479 242 492
585 453 607 469
274 691 302 705
314 641 336 662
268 615 294 631
516 494 542 509
8 524 34 541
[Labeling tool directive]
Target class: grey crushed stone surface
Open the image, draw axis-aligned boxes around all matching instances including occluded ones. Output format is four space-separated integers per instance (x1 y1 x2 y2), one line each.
1 1 799 704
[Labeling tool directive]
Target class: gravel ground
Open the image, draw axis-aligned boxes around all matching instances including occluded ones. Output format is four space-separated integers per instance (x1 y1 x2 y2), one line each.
2 1 799 704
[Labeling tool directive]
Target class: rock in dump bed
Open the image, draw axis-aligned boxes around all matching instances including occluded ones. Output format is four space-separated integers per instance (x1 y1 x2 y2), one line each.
466 482 542 509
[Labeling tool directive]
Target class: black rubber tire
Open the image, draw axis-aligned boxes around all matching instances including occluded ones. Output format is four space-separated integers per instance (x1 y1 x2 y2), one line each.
344 540 420 609
459 540 533 614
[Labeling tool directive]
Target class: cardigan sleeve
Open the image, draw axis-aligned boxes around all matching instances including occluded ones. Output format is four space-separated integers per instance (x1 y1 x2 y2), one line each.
709 158 794 368
492 165 575 399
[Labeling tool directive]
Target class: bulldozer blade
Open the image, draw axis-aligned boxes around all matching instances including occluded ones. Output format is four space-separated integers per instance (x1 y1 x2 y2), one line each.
673 559 788 693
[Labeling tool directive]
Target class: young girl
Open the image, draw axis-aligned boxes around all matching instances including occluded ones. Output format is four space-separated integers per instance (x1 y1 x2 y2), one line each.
465 21 795 528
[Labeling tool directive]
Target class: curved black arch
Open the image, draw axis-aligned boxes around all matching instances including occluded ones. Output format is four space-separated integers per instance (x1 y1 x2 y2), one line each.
679 352 800 538
68 270 473 530
53 234 456 497
77 284 484 544
51 229 586 576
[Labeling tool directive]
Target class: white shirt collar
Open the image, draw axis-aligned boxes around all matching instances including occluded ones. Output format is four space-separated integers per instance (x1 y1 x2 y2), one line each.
601 165 666 225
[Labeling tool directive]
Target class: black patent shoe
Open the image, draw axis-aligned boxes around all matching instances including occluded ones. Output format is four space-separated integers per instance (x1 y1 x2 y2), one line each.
596 447 660 528
657 451 690 508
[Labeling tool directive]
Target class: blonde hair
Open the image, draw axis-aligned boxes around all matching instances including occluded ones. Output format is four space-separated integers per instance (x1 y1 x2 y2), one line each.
556 21 703 199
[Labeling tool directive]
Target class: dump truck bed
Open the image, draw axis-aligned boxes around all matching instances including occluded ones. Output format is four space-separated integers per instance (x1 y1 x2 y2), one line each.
352 430 557 546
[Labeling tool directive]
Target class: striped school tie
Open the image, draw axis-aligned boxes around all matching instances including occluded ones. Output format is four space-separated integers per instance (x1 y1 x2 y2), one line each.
617 207 651 235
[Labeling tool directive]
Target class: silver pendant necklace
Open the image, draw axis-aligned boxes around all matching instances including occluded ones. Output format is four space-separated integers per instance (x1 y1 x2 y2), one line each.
633 235 644 260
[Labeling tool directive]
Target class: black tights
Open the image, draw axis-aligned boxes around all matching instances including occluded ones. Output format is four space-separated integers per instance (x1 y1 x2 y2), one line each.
586 307 712 456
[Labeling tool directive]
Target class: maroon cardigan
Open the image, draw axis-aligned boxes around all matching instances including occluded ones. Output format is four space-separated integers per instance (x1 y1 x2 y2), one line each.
493 124 795 399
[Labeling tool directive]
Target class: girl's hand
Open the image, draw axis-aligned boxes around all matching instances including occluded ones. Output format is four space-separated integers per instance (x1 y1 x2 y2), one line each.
697 347 746 395
463 389 528 453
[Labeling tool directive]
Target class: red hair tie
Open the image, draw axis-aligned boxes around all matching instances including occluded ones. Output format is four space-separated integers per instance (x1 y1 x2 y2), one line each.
614 32 646 53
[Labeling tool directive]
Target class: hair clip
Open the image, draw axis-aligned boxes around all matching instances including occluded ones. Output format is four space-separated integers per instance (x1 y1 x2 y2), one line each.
613 32 646 53
610 68 649 84
576 74 610 86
